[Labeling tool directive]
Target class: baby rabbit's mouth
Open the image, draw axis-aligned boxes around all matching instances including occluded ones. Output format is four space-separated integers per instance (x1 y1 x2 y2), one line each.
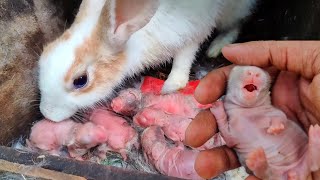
243 84 257 92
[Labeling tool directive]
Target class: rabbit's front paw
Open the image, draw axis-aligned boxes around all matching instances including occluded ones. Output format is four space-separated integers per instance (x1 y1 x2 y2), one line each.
207 27 239 58
161 74 188 94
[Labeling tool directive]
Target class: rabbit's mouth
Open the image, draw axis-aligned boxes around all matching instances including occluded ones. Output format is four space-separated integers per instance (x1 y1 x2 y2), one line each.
243 84 257 92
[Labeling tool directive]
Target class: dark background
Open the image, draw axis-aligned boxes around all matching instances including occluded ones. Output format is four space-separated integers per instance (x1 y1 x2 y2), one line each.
239 0 320 41
192 0 320 79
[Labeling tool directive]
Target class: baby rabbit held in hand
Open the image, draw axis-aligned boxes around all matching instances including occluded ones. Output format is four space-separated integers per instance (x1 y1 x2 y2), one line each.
38 0 257 122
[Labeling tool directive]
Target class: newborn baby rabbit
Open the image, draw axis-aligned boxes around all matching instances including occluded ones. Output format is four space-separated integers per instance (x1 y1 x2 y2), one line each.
89 109 139 161
27 109 138 161
27 119 108 160
38 0 257 122
141 126 204 180
210 65 320 180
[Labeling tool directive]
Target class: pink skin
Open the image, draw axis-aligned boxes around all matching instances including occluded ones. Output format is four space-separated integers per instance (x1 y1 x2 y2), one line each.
111 88 142 116
111 88 212 117
27 119 77 156
142 94 200 117
133 107 225 150
141 126 204 180
68 122 108 160
111 88 219 150
210 66 320 180
27 119 107 160
89 109 139 160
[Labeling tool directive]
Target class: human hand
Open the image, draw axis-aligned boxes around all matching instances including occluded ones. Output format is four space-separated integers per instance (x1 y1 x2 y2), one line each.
185 41 320 179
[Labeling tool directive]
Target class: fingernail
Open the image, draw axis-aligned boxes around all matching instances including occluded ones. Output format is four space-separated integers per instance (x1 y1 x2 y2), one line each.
224 43 240 48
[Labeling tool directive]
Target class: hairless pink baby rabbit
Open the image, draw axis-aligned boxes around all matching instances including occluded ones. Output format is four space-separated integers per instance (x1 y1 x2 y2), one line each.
210 65 320 180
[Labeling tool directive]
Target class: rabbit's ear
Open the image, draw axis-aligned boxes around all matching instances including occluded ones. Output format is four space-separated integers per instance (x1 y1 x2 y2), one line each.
106 0 159 49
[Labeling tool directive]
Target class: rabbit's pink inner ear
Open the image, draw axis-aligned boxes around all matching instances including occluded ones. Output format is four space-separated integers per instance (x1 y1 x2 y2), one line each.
112 0 159 39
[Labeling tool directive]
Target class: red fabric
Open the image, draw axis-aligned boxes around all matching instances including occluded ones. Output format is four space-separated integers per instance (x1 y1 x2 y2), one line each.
140 76 200 95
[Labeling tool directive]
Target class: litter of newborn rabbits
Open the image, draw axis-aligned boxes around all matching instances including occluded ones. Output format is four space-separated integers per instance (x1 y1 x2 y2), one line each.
9 75 250 180
0 53 243 179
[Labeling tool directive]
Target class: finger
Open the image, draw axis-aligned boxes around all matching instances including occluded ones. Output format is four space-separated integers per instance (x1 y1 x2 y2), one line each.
195 146 240 179
270 71 318 132
271 71 301 121
311 170 320 180
222 41 320 79
299 75 320 125
264 66 280 82
185 110 218 148
195 65 234 104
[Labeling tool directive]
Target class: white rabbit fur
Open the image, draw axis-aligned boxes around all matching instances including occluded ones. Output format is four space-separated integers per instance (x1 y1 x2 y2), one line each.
38 0 257 122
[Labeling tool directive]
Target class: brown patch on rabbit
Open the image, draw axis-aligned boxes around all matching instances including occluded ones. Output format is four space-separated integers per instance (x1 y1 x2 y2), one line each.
0 0 65 143
78 52 127 94
63 27 102 86
63 11 127 95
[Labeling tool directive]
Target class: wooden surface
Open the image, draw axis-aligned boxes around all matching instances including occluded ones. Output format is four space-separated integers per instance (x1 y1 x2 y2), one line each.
0 159 86 180
0 146 182 180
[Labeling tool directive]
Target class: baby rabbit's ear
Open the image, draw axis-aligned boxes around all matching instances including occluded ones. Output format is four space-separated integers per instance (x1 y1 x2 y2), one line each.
105 0 159 50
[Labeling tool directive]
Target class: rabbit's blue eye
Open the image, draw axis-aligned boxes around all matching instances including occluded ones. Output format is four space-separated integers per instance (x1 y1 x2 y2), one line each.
73 74 88 89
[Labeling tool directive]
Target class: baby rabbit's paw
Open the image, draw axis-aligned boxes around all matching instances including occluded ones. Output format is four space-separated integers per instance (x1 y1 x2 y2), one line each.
267 119 285 135
207 28 239 58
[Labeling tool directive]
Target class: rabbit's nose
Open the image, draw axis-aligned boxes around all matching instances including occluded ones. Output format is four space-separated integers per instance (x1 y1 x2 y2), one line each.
246 70 261 78
40 102 75 122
